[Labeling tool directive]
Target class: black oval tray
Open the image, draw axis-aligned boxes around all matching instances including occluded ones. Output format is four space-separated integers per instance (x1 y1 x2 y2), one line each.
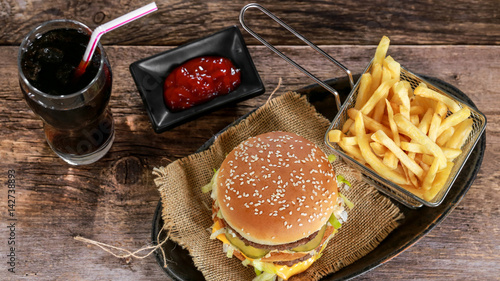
151 75 485 280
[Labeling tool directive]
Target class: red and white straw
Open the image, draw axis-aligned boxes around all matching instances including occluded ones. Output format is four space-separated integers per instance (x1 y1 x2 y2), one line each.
74 2 158 77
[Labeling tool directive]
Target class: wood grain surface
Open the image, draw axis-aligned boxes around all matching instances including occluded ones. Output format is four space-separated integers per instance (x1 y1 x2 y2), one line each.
0 0 499 280
1 0 499 46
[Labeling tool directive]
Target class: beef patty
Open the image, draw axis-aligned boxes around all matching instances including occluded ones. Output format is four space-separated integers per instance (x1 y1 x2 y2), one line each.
225 222 320 251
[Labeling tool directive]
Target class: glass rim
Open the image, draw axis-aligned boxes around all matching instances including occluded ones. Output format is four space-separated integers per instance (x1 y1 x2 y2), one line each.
17 19 106 100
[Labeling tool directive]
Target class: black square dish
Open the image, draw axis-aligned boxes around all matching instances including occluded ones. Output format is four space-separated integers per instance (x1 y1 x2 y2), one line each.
129 25 265 133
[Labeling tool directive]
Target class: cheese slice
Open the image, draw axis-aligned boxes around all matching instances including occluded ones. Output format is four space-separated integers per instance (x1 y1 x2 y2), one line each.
274 255 319 279
212 220 229 242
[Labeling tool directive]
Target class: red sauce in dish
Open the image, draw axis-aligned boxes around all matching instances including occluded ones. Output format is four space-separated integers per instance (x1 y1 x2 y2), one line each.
163 56 241 112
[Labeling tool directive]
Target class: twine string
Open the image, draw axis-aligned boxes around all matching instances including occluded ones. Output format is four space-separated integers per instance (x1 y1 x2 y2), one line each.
74 224 171 268
266 77 283 104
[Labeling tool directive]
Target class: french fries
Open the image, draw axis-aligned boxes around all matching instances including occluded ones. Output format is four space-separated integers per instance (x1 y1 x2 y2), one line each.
354 112 408 185
360 78 398 115
414 86 461 113
328 129 343 143
354 74 372 110
371 130 424 178
327 36 474 202
394 113 448 170
373 36 390 65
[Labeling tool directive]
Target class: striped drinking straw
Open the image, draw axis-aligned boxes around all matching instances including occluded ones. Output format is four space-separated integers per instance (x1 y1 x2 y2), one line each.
73 2 158 79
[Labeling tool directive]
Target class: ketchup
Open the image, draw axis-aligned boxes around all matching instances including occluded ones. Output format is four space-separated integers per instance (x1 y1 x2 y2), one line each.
163 56 241 112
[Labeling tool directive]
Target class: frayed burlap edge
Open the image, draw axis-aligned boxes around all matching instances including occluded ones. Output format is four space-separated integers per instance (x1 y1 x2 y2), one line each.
154 92 404 281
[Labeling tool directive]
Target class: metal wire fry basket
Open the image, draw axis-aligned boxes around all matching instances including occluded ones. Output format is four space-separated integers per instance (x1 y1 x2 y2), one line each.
240 3 487 208
327 62 487 208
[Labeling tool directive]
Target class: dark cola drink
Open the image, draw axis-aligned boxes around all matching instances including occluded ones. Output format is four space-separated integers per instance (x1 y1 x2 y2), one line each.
18 20 114 165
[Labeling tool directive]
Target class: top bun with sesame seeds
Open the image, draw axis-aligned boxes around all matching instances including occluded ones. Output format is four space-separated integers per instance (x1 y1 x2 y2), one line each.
215 131 338 246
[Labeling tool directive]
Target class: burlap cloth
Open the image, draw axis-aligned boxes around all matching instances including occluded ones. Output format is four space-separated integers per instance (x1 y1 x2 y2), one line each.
154 91 404 281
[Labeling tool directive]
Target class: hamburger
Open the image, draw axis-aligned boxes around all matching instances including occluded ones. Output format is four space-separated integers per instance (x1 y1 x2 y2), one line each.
203 131 349 280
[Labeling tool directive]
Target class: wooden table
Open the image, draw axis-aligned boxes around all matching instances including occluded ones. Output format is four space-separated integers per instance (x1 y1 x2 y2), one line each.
1 1 499 280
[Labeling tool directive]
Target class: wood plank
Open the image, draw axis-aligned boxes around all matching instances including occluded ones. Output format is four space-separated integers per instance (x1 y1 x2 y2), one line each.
1 0 499 46
0 45 499 280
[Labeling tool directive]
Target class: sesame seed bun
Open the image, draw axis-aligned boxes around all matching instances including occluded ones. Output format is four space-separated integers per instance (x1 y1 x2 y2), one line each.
215 131 338 245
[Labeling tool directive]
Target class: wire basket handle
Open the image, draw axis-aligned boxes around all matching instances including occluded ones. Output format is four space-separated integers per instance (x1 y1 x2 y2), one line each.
239 3 354 111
